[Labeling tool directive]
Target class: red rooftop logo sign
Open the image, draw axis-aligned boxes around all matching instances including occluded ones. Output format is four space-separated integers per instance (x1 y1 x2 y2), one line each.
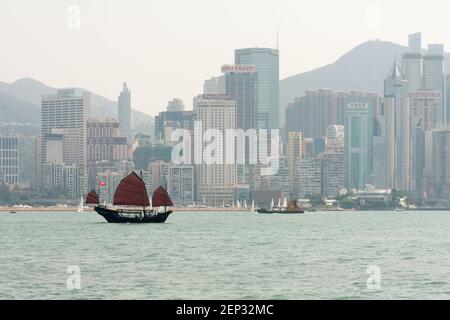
221 64 256 73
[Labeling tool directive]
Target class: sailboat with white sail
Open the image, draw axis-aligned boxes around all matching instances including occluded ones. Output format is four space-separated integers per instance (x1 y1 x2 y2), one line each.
77 196 84 213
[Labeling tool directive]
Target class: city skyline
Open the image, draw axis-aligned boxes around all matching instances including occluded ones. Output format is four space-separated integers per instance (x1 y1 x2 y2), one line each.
3 0 450 116
1 13 450 205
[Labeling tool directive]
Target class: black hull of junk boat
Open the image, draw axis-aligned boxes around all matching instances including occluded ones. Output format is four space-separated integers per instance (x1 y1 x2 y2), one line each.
94 206 172 223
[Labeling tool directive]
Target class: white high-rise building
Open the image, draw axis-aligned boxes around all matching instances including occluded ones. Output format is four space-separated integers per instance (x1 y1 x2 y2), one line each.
195 95 236 206
295 156 322 198
40 89 90 195
41 89 90 166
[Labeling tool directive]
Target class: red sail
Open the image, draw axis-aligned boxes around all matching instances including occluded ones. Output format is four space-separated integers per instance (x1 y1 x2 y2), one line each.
86 190 100 205
113 172 150 207
152 186 174 207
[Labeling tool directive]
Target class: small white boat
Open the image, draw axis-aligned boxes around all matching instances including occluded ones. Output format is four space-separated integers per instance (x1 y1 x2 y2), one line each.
77 196 84 213
251 200 256 213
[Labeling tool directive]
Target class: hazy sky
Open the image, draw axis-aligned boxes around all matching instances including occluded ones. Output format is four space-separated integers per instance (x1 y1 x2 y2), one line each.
1 0 449 116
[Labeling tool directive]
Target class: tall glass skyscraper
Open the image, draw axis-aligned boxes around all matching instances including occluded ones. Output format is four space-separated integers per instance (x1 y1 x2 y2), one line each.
222 64 257 186
235 48 279 129
118 82 131 137
344 101 373 191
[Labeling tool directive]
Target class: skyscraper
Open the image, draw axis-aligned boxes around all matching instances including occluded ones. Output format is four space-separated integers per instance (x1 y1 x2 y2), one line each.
40 89 90 195
87 118 129 190
286 90 378 140
195 95 236 205
222 64 257 186
222 64 257 130
410 90 442 193
203 76 226 95
431 129 450 198
118 82 131 136
285 90 337 139
423 44 445 125
409 32 422 52
235 48 279 129
402 33 423 93
384 63 411 191
0 135 19 185
344 101 373 191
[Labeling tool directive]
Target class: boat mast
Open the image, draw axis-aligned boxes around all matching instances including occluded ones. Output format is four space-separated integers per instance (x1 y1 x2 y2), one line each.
140 170 145 213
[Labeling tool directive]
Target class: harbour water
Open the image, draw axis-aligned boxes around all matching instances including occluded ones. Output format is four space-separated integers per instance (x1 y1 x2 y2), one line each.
1 210 450 299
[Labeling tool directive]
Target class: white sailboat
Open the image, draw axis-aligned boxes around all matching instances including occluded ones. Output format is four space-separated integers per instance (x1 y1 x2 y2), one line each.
251 200 255 212
283 197 288 208
270 199 275 211
244 199 248 209
277 198 281 209
77 196 84 213
237 200 241 208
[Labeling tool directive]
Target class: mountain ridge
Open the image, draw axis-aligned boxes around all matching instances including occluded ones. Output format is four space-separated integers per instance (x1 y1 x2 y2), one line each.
280 40 450 115
0 78 153 133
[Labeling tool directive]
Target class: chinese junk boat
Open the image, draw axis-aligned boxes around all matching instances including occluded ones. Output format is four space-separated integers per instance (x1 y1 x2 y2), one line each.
87 172 173 223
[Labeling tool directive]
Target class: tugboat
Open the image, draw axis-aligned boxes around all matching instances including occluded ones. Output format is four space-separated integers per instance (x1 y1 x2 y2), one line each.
86 172 173 223
278 200 305 215
257 198 304 214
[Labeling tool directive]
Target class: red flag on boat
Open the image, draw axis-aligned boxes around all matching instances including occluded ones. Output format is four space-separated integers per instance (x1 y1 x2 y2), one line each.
98 181 106 187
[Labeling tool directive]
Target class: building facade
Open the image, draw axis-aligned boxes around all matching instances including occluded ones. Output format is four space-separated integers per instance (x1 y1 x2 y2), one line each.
384 63 411 191
344 101 373 191
87 118 129 190
195 95 236 205
235 48 279 129
167 165 195 206
0 135 19 185
39 89 90 196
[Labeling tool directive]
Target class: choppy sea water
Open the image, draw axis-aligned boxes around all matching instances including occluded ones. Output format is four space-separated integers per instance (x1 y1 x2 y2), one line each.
1 210 450 300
